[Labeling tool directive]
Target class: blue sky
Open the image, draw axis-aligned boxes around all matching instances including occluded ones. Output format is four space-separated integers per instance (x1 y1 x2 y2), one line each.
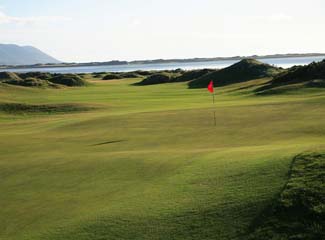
0 0 324 62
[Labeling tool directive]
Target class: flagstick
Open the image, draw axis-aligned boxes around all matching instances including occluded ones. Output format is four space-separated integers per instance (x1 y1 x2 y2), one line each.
208 80 216 126
212 93 216 126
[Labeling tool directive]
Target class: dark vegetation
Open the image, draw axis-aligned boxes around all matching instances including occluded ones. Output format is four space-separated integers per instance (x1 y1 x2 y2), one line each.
8 77 56 87
0 72 22 81
135 69 210 85
273 60 325 84
18 72 52 79
0 72 56 87
101 71 148 80
173 69 214 82
132 70 154 76
102 73 123 80
0 102 93 114
49 74 87 86
188 59 282 88
135 72 172 85
134 58 325 90
2 58 325 94
120 72 142 78
93 71 149 80
0 71 87 87
92 72 106 78
256 59 325 94
248 152 325 240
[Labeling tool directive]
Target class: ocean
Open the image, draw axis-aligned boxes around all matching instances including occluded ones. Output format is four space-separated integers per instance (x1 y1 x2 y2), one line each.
2 56 325 74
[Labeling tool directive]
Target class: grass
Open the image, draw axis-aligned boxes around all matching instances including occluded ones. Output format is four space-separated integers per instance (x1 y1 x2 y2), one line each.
188 59 282 88
0 102 94 114
0 76 325 240
248 152 325 239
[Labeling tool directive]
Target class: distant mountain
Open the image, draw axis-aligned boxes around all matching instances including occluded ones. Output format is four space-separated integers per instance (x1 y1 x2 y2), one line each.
0 44 60 65
188 59 282 88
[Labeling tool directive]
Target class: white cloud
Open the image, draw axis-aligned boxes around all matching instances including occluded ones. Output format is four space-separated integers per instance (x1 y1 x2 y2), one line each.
250 14 294 23
130 18 141 26
0 10 71 25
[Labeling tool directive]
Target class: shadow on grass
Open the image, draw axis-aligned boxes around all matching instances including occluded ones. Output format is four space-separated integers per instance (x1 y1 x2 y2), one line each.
246 152 325 240
90 140 127 146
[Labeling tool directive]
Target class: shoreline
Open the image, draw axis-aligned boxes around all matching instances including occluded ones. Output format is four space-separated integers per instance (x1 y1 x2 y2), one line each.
1 53 325 71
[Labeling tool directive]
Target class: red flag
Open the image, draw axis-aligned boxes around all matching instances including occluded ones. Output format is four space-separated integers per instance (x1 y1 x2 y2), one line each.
207 80 214 93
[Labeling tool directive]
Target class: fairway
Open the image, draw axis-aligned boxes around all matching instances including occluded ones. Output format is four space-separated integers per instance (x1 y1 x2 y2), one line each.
1 77 325 240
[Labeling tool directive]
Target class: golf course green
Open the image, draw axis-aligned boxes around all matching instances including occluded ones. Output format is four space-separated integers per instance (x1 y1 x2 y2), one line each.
1 73 325 240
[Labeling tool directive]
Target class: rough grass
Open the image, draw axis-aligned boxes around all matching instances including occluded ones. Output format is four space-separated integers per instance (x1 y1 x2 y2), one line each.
0 102 95 114
0 77 325 240
188 59 282 88
248 152 325 240
135 72 182 85
102 73 123 80
0 72 88 88
0 72 22 81
49 74 87 86
255 59 325 94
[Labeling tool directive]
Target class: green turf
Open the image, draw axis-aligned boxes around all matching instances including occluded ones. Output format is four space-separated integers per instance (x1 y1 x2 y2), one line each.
248 152 325 239
0 77 325 240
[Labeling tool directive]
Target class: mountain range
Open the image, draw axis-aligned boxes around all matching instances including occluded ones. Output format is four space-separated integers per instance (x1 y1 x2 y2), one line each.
0 44 60 65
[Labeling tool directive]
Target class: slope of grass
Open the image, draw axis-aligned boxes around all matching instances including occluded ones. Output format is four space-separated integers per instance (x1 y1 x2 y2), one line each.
255 59 325 94
0 72 88 87
188 59 282 88
273 59 325 84
136 69 213 85
248 152 325 240
0 72 22 81
135 71 184 85
0 77 325 240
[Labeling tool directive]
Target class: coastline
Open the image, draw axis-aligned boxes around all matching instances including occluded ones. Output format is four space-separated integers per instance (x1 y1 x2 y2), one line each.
1 53 325 71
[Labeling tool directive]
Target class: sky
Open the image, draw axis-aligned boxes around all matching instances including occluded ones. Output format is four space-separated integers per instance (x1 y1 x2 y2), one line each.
0 0 324 62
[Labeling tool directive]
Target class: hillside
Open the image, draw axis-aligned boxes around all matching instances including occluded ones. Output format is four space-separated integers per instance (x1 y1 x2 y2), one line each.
0 44 60 65
135 69 218 85
248 152 325 239
0 71 87 87
188 59 282 88
255 59 325 94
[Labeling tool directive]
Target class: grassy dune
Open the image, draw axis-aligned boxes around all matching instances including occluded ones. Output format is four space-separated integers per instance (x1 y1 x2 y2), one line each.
1 77 325 240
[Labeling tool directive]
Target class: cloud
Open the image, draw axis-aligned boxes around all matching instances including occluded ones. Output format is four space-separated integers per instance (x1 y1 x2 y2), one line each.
250 14 294 23
0 10 71 25
131 18 141 26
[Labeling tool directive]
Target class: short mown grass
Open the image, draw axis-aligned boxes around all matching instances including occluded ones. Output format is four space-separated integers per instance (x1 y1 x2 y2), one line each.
0 77 325 240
